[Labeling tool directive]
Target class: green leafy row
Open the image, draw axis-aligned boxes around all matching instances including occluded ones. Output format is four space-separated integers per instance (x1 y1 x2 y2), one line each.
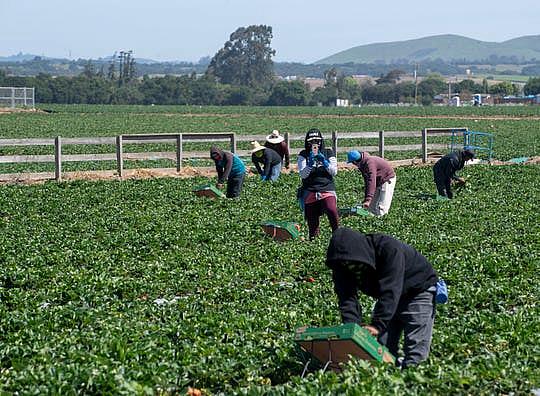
0 165 538 394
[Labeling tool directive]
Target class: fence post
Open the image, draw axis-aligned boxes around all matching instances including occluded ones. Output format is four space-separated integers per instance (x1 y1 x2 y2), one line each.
116 135 123 177
176 134 183 172
332 130 338 157
10 87 15 108
422 128 428 163
378 130 385 158
231 133 236 153
54 136 62 181
285 132 290 155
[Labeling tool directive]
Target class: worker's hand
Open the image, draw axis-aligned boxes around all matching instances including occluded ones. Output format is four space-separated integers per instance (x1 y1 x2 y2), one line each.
362 325 380 337
455 177 466 186
216 183 224 189
315 152 326 162
362 200 371 209
307 152 315 167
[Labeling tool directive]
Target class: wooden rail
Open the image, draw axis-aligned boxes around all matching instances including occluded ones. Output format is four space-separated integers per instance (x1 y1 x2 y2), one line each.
0 128 467 181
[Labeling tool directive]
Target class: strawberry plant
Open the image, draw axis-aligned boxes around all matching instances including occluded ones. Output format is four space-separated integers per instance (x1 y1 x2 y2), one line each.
0 163 538 394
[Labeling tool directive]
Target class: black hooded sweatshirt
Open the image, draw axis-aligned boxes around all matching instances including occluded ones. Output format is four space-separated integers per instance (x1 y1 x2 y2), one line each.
433 149 468 181
298 129 336 192
326 227 437 333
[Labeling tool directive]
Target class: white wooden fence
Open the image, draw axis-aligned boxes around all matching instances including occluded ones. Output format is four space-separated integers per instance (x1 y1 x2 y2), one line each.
0 128 467 181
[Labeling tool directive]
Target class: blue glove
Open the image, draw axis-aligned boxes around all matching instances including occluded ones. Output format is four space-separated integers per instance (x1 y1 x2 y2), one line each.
307 152 315 167
260 175 267 181
315 152 326 161
322 159 330 168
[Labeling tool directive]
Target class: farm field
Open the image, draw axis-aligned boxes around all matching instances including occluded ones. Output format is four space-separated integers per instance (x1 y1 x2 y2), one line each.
0 104 539 175
0 164 539 394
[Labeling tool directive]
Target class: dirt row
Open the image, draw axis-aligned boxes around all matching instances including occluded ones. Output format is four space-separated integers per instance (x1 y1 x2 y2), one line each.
1 157 538 186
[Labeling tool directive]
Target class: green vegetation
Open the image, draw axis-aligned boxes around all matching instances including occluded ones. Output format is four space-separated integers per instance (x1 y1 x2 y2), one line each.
0 106 538 175
0 164 538 394
316 34 540 64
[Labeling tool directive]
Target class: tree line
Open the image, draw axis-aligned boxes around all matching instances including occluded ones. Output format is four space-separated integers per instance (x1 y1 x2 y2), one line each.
1 25 539 106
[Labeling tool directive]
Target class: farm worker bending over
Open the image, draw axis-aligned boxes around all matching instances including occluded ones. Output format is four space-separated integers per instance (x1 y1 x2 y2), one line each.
433 148 475 199
298 128 339 239
210 146 246 198
264 129 290 170
347 150 396 216
326 227 438 369
250 141 282 181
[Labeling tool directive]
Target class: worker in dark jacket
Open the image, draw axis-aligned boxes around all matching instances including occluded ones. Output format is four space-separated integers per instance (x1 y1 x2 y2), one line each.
210 146 246 198
265 130 290 169
298 128 339 239
250 141 282 181
326 227 438 368
433 148 475 199
347 150 396 216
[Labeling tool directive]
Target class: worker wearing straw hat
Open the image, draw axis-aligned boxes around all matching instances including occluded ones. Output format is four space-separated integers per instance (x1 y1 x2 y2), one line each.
250 141 282 181
265 130 290 169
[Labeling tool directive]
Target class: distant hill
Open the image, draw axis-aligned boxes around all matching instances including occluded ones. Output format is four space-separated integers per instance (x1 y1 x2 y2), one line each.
0 53 55 62
315 34 540 64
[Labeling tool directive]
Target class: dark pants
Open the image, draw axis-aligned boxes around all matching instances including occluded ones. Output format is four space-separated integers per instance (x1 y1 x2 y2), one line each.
378 291 436 368
433 168 453 199
304 196 339 239
226 173 245 198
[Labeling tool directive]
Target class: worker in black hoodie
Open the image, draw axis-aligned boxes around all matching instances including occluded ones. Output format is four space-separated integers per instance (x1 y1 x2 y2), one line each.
326 227 438 368
433 148 475 199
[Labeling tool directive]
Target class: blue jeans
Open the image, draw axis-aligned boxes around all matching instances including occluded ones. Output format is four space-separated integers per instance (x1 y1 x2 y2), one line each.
378 290 435 368
226 173 245 198
268 163 281 181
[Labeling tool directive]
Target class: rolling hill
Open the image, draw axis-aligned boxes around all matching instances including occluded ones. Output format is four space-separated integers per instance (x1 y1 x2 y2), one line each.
315 34 540 64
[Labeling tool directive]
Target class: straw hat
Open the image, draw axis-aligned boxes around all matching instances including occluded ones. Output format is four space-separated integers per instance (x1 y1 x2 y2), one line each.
266 129 284 144
250 141 265 154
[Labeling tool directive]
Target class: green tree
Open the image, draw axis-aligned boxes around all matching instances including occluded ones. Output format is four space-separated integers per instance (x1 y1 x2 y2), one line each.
267 80 309 106
489 81 517 96
524 77 540 95
339 77 362 104
311 86 338 106
206 25 275 88
376 69 405 84
418 74 447 101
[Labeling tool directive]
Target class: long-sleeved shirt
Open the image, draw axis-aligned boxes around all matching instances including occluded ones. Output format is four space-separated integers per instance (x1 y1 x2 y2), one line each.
297 148 338 193
326 228 437 333
252 148 282 178
355 152 395 202
264 141 290 167
433 150 467 181
214 152 245 183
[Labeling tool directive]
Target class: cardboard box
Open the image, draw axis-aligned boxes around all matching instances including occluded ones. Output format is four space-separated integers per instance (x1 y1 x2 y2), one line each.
261 220 300 242
193 184 226 198
295 323 395 371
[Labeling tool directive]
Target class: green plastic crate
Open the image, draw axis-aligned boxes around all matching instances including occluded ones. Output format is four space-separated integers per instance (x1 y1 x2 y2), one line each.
338 205 373 218
261 220 300 242
193 184 226 198
295 323 395 372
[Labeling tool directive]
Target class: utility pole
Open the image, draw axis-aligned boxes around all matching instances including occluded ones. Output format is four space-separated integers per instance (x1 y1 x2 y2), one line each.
414 63 418 105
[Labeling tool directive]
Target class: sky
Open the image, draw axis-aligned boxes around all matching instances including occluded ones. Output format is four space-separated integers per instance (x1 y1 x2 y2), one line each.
1 0 539 64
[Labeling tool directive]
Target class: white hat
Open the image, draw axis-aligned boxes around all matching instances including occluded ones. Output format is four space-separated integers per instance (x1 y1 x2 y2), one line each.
266 129 284 144
250 141 265 154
